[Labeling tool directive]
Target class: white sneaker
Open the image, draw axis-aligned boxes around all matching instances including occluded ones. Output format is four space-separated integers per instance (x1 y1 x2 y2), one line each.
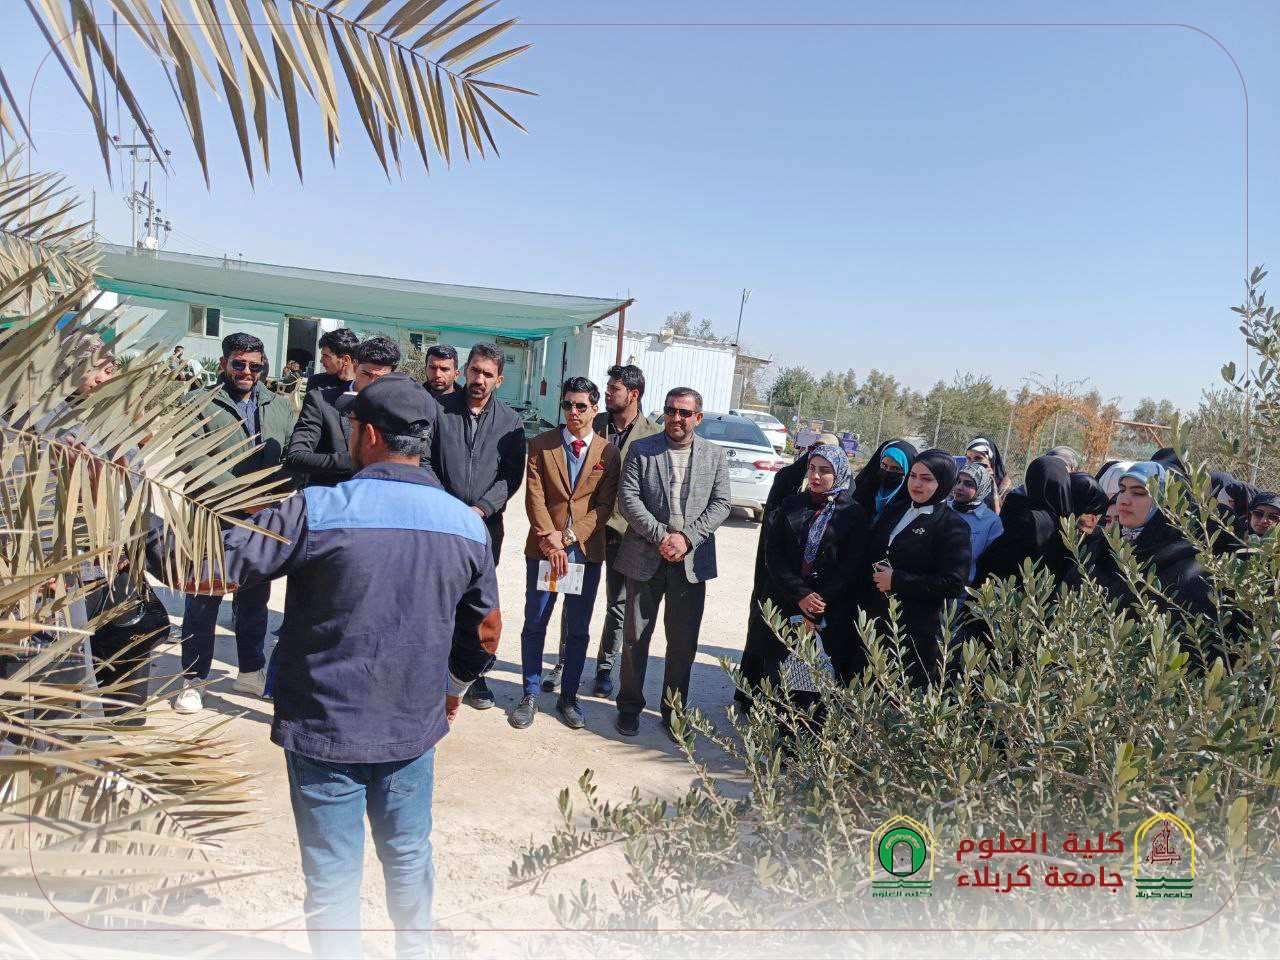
172 686 204 714
233 667 267 698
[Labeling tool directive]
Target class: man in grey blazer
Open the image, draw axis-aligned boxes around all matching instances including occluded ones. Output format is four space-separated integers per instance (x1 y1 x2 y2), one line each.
614 386 732 738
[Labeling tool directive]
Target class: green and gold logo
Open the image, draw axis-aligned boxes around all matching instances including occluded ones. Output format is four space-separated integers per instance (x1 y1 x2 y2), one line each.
870 815 934 898
1134 812 1194 899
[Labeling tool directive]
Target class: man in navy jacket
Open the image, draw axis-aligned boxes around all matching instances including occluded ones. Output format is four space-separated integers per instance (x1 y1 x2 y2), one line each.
153 373 499 959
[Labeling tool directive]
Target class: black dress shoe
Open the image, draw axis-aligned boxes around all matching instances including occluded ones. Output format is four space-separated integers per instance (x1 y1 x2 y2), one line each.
541 663 563 692
508 694 537 729
556 698 585 730
464 676 495 710
615 712 640 737
592 670 614 697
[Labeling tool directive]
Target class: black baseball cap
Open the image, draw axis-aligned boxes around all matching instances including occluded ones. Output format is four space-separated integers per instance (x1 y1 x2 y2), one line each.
336 372 432 436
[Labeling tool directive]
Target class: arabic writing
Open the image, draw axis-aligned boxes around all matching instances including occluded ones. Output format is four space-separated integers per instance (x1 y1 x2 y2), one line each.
952 830 1128 893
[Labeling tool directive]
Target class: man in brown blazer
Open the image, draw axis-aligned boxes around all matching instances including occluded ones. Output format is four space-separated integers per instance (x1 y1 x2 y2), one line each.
508 377 621 730
543 364 659 697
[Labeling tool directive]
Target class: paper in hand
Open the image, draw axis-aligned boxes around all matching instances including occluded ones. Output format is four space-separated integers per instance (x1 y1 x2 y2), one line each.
537 560 585 595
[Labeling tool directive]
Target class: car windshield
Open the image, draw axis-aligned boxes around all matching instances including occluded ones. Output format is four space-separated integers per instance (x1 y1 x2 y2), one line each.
746 412 783 428
696 418 770 447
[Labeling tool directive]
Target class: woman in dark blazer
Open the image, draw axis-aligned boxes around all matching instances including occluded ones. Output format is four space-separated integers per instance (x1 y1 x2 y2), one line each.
763 444 870 685
862 448 971 688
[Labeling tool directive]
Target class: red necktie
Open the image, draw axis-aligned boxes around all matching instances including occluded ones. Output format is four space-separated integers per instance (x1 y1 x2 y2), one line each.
571 439 585 458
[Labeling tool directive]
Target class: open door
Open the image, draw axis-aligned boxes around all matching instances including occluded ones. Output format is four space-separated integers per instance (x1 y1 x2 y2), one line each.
285 315 321 375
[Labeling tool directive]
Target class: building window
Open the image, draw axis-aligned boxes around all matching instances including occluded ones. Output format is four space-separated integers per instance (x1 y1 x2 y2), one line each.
188 305 221 338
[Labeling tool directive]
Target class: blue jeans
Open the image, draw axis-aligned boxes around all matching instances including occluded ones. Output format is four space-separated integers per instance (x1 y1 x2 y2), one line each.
520 555 602 700
285 748 436 960
180 582 269 679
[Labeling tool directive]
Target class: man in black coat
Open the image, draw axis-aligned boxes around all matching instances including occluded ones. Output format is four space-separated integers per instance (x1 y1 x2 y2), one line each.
430 343 527 710
286 328 360 487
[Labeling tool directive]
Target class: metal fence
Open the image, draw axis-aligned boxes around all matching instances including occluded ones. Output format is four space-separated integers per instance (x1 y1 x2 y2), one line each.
766 402 1280 492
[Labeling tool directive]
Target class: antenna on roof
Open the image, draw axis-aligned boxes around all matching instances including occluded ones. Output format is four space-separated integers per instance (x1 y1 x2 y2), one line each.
112 127 172 253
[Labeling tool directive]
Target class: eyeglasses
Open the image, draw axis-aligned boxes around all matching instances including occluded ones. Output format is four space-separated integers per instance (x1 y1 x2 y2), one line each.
561 400 591 413
1250 509 1280 523
228 359 264 373
663 406 697 419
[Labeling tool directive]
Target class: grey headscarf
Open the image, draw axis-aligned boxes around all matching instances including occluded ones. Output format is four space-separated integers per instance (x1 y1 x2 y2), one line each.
953 461 993 513
801 445 851 572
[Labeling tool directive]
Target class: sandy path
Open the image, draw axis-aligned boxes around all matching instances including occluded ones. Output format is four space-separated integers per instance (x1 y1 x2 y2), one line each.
94 504 763 957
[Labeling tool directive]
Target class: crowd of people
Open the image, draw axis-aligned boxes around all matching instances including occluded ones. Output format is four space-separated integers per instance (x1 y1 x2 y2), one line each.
57 328 1276 958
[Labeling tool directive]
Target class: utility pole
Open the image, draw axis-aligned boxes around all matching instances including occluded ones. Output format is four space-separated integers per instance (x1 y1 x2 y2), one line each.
112 129 172 252
733 288 751 347
933 401 944 447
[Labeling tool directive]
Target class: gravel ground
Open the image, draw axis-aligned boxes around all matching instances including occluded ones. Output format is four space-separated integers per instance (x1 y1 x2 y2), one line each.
50 504 764 958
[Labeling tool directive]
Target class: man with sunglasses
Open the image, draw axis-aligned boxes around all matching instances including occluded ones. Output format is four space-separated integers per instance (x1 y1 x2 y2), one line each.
175 332 296 714
614 387 731 739
508 378 621 731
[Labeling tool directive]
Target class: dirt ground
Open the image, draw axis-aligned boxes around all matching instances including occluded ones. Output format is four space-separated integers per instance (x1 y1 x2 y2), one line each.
62 504 766 958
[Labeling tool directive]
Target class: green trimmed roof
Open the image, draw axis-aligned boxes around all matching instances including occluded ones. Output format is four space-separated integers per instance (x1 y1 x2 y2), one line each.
95 244 630 340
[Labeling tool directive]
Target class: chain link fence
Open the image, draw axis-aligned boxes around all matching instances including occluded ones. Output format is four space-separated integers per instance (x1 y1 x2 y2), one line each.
766 401 1280 492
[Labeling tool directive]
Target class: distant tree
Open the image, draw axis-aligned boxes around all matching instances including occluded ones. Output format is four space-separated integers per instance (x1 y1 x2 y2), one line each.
1131 397 1179 426
663 310 731 342
664 310 694 337
924 373 1013 440
693 318 721 340
767 365 819 409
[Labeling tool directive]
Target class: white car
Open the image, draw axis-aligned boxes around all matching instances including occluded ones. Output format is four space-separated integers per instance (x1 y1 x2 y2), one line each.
730 408 789 453
696 413 787 521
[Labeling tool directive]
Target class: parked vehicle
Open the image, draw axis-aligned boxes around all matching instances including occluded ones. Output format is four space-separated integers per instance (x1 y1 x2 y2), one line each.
695 413 786 521
729 408 788 453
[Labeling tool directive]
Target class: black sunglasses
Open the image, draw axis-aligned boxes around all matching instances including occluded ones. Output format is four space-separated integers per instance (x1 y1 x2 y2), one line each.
228 358 264 373
560 400 591 412
663 406 697 419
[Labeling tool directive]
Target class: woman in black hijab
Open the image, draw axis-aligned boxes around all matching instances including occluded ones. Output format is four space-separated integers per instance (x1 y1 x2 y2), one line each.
862 449 971 688
1058 471 1109 587
739 436 835 706
851 438 918 522
764 444 869 685
1207 470 1261 555
974 454 1074 586
1150 447 1189 478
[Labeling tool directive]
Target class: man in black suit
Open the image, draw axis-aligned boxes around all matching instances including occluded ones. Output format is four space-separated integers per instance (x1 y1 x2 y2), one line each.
286 328 360 488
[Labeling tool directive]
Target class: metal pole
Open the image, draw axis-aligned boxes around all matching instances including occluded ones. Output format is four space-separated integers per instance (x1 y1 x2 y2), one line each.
129 128 137 249
734 287 751 346
1003 407 1015 460
614 305 626 366
932 401 944 447
875 398 886 448
1050 410 1061 447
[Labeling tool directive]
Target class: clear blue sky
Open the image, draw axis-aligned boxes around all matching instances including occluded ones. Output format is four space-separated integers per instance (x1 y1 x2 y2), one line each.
4 0 1275 411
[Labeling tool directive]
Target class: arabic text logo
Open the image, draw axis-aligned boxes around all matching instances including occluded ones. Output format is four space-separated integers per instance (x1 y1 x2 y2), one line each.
1133 813 1194 899
870 815 933 898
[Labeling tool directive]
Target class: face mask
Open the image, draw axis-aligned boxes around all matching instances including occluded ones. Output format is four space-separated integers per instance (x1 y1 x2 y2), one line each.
879 471 903 491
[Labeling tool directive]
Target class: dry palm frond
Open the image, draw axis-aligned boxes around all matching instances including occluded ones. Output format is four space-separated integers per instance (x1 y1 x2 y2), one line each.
2 188 286 930
20 0 534 184
0 620 264 927
0 147 97 311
